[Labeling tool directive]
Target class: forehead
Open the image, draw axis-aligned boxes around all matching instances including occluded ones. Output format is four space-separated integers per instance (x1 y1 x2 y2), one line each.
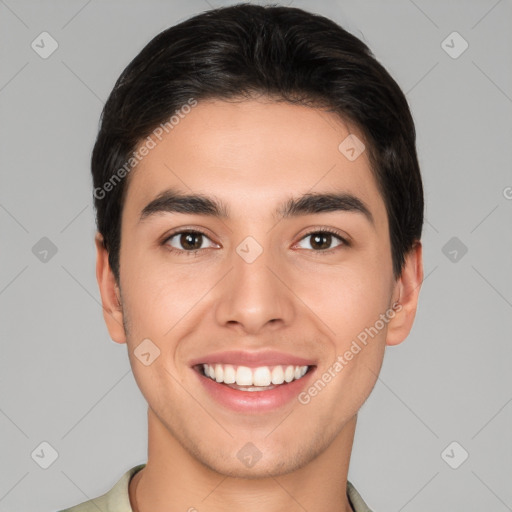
123 98 387 227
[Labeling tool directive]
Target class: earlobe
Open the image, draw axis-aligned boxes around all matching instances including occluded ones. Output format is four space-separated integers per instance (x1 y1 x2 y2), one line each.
95 232 127 344
385 241 424 347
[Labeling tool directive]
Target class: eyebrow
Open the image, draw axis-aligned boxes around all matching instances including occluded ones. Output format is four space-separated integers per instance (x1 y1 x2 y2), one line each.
139 188 374 225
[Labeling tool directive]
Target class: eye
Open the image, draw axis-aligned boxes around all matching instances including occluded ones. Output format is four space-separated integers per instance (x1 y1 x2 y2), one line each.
163 230 218 255
295 229 349 253
161 228 349 256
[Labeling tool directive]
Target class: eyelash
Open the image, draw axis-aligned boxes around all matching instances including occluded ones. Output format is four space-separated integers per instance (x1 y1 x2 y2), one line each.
161 227 350 257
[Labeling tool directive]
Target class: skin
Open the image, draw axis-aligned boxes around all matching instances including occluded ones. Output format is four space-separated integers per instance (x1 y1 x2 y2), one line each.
96 97 423 512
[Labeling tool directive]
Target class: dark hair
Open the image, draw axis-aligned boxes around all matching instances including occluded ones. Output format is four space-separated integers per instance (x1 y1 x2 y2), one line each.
91 2 423 281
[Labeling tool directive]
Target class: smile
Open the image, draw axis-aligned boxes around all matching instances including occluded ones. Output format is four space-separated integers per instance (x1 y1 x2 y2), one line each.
199 363 311 391
193 363 317 412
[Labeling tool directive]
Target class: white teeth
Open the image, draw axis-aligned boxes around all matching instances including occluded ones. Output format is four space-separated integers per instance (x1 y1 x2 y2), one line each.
253 367 272 386
284 365 295 383
228 384 276 392
201 363 310 387
223 364 236 384
214 364 224 383
236 366 253 386
271 366 285 385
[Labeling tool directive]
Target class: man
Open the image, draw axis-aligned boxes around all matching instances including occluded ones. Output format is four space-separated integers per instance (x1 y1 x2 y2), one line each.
59 3 423 511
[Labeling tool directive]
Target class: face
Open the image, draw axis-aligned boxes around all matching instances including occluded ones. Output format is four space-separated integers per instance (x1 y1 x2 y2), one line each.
97 97 421 478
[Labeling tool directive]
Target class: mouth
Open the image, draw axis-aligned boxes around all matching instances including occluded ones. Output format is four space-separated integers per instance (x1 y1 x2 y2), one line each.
192 362 317 412
194 363 314 390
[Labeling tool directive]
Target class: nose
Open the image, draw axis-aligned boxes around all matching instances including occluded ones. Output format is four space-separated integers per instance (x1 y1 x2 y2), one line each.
214 241 295 335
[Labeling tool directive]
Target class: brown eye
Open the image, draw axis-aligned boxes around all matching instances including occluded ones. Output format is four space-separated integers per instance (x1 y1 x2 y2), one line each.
164 230 216 253
296 230 347 252
310 232 332 250
180 232 203 250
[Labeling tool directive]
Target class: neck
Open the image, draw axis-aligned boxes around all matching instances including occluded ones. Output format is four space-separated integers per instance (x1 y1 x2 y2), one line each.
130 407 357 512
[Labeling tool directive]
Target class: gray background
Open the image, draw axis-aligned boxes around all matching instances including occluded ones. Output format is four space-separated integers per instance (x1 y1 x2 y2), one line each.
1 0 511 511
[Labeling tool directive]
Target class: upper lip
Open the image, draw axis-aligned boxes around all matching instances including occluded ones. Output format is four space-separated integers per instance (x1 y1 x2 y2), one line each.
189 350 317 368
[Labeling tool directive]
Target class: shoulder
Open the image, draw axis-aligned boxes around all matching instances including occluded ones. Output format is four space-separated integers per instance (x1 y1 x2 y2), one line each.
56 464 146 512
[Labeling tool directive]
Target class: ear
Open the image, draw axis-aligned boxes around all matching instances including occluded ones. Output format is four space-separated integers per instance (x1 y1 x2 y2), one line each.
95 232 126 344
386 241 423 346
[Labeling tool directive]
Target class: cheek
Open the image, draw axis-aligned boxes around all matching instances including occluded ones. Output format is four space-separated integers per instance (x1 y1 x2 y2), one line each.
296 261 392 338
122 272 180 337
306 268 390 404
120 251 216 349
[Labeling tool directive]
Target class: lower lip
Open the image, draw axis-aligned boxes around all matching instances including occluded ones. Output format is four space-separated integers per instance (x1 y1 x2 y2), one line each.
193 366 317 413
